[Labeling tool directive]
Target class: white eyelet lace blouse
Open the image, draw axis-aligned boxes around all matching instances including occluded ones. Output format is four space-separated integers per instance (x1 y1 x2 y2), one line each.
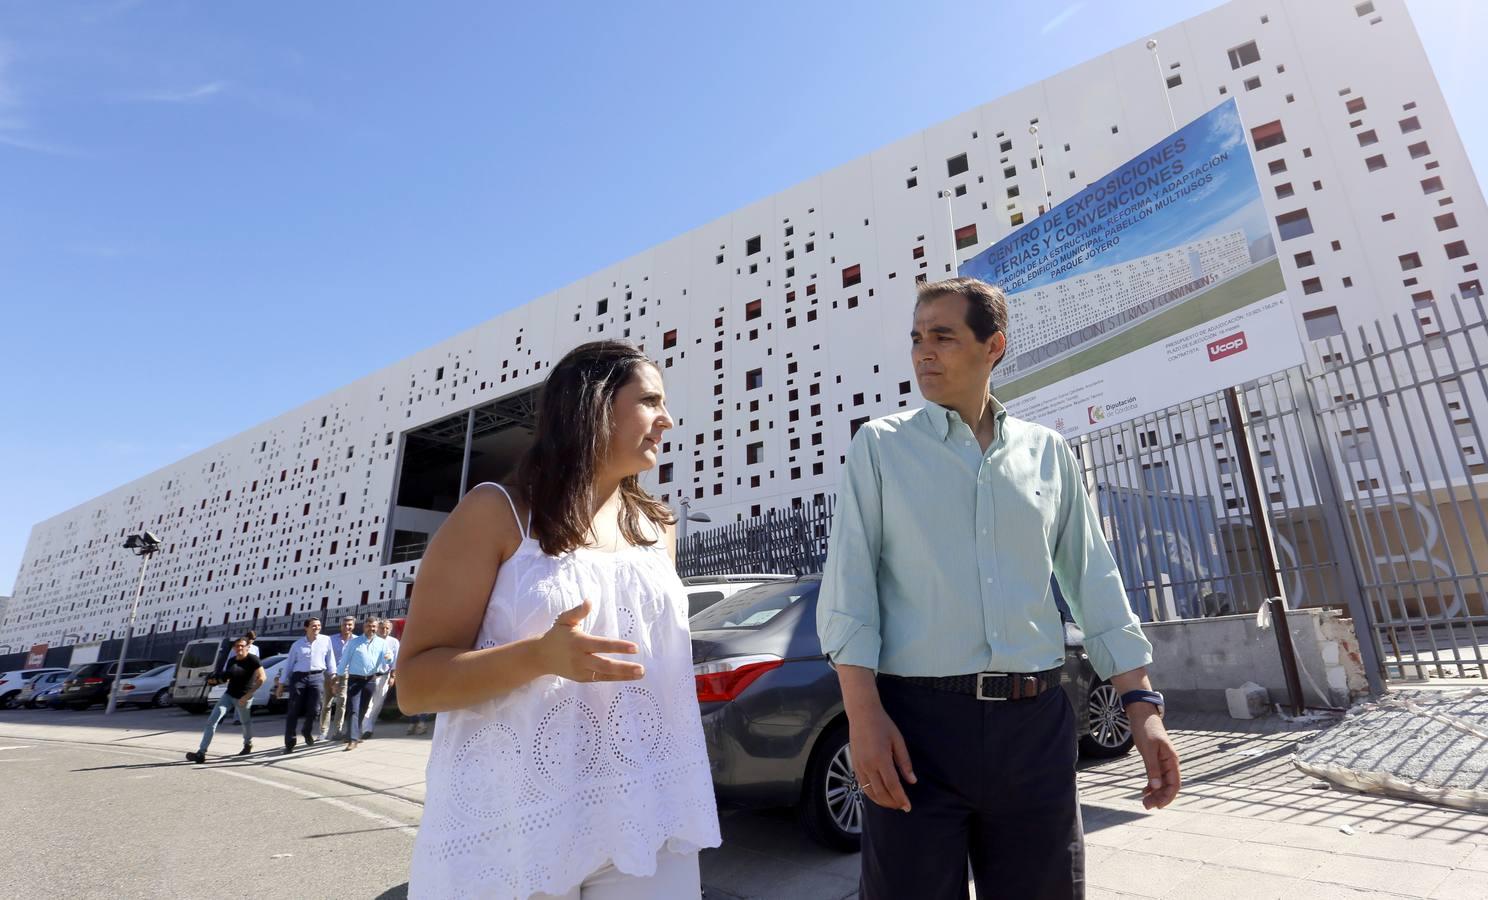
409 485 720 899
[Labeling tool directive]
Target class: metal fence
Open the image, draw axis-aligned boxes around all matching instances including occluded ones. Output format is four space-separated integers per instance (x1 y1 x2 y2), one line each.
0 595 415 675
677 498 836 579
676 294 1488 687
1307 293 1488 680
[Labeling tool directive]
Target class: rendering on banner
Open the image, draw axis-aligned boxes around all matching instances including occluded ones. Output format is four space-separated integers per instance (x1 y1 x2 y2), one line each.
960 99 1305 438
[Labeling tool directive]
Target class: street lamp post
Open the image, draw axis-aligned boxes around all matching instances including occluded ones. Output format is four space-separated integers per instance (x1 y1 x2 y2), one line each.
1146 39 1178 132
677 499 712 566
1029 124 1053 212
105 532 162 716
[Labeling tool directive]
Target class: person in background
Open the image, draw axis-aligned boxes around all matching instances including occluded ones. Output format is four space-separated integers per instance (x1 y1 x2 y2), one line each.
321 615 358 741
337 617 387 751
274 617 334 754
188 639 263 763
359 617 400 739
405 712 433 737
227 630 260 728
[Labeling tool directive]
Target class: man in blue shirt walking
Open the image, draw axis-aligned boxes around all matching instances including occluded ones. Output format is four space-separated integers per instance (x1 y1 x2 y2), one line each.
337 617 387 750
273 617 335 754
818 278 1182 899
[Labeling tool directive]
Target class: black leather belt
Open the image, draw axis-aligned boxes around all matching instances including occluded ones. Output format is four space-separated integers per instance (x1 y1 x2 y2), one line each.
885 668 1062 701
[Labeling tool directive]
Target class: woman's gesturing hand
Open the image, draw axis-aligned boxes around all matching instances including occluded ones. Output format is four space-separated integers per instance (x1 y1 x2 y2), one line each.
536 599 645 683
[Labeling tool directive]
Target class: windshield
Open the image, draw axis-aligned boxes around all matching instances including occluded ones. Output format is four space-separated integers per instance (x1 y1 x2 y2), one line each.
72 663 112 678
179 642 219 670
137 665 173 679
689 581 817 630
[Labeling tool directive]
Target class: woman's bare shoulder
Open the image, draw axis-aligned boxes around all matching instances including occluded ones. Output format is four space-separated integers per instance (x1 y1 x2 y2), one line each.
442 483 525 557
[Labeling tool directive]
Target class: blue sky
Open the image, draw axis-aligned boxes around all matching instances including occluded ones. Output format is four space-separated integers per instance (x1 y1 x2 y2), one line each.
0 1 1481 595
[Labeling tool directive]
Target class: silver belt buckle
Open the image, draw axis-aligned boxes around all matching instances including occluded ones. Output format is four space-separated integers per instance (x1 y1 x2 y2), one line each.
975 672 1009 701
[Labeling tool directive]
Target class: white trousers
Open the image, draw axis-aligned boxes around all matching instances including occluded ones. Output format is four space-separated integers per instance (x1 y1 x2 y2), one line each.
360 672 392 735
531 849 700 900
319 676 347 738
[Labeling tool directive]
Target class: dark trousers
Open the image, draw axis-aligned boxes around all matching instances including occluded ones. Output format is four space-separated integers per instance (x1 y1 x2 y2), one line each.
284 672 325 745
344 675 376 739
860 676 1084 900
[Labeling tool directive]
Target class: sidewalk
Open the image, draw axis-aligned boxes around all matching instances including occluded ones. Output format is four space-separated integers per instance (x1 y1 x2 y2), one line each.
3 708 1485 899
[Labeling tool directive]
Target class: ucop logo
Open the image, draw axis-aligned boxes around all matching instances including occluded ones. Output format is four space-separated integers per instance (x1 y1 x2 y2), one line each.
1207 331 1249 361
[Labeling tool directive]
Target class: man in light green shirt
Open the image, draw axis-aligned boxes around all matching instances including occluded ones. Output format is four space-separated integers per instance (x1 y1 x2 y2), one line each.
818 277 1181 899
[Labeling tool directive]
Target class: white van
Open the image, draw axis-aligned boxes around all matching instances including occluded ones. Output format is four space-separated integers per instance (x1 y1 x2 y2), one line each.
172 635 298 713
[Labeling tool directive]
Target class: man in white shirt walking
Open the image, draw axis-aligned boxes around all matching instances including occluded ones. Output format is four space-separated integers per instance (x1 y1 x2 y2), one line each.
273 617 335 753
321 616 358 741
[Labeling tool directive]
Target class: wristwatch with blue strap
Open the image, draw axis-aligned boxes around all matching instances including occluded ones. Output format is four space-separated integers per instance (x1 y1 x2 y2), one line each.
1120 688 1165 718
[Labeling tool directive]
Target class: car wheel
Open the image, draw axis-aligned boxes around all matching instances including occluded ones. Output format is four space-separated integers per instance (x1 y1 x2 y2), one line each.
152 689 173 708
798 722 864 852
0 691 18 710
1079 682 1134 759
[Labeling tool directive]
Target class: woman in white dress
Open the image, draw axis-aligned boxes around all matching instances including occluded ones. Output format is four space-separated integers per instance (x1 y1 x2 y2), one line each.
398 340 721 899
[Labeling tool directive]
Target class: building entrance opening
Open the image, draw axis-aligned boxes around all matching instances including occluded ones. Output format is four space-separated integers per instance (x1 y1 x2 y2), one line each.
388 389 538 563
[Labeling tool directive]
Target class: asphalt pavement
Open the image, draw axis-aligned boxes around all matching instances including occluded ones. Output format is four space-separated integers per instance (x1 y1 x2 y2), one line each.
0 709 418 899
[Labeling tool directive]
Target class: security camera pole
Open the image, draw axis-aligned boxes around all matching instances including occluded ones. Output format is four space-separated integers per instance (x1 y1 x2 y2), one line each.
105 532 163 716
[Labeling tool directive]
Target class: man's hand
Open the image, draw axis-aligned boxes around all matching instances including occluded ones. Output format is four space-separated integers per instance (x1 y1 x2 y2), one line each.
848 701 917 812
1129 706 1181 809
237 695 251 709
836 665 915 813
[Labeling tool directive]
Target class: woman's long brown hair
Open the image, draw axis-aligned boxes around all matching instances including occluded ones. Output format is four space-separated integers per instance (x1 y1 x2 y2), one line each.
514 340 675 556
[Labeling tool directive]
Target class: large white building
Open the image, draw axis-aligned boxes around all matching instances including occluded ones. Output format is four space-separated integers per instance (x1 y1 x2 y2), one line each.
4 0 1483 651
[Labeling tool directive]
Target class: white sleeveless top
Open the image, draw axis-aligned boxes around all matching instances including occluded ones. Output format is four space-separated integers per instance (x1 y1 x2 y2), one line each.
409 485 720 899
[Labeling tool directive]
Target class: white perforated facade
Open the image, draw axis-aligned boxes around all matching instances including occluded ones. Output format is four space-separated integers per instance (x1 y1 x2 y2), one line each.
3 0 1483 651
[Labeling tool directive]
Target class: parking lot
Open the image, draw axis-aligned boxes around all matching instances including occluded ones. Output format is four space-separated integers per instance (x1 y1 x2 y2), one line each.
4 701 1485 898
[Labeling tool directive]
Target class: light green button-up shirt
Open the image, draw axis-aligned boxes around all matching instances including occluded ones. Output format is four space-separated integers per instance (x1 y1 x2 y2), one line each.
816 398 1152 681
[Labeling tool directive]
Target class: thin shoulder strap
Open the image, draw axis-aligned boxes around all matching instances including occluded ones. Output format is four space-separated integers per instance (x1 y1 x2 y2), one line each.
491 484 530 542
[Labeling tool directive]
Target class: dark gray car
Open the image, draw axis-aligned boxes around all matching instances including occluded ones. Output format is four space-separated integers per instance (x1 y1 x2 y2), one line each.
690 576 1134 851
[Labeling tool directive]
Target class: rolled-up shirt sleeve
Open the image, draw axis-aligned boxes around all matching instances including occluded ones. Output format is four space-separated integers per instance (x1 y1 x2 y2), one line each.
817 427 885 671
1051 436 1153 680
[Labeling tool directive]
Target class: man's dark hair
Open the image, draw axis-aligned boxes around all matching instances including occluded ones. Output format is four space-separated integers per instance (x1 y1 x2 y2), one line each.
244 630 256 641
304 617 322 628
916 277 1009 343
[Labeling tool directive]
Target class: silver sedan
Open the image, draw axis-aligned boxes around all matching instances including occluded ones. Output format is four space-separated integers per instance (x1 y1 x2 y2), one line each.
116 664 178 708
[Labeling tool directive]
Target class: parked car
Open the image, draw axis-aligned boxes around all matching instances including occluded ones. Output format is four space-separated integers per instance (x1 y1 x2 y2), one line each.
18 670 75 708
206 654 287 711
36 681 68 709
688 576 1134 851
56 659 172 710
682 574 794 618
115 664 178 708
1 667 75 709
173 635 299 713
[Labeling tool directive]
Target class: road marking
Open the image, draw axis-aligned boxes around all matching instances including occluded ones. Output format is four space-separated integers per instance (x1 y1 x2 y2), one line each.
213 768 418 837
0 745 32 752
